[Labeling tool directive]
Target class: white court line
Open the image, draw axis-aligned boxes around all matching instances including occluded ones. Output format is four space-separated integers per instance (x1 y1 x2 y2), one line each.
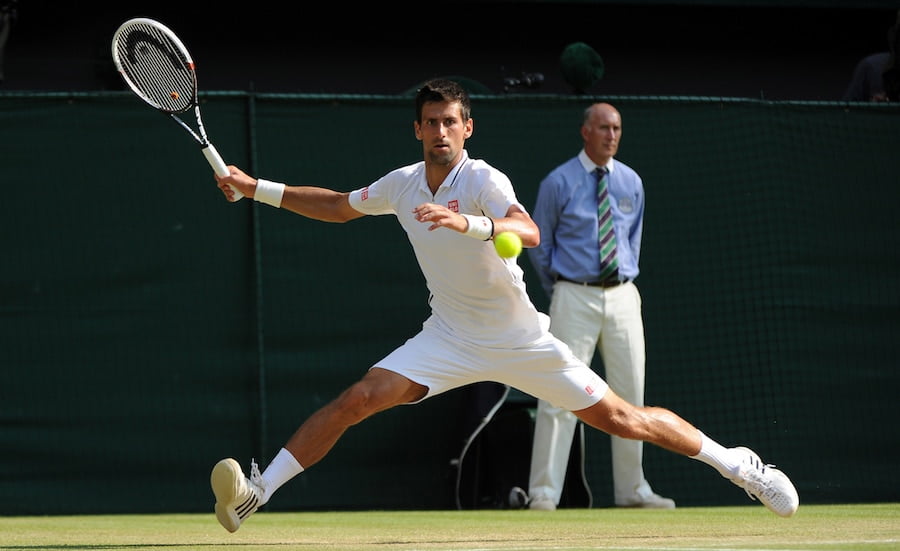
421 541 900 551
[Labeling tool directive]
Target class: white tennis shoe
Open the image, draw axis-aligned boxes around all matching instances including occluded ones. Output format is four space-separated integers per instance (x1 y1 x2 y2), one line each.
730 447 799 517
211 458 265 532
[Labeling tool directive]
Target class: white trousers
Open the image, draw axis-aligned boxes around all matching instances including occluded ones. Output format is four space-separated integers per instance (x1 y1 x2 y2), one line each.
528 280 654 506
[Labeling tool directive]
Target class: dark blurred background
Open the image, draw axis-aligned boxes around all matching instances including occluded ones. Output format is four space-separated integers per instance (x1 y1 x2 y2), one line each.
2 0 899 99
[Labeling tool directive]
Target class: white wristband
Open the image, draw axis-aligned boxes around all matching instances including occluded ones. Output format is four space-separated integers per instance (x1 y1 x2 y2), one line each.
254 178 286 208
461 214 494 241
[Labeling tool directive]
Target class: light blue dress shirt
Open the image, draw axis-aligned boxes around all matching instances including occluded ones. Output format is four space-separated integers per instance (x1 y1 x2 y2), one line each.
528 149 644 298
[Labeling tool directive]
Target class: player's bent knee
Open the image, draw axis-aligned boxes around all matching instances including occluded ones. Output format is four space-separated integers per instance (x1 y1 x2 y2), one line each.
332 384 383 425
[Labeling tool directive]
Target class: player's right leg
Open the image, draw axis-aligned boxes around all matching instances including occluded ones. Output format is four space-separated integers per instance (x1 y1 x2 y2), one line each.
211 368 429 532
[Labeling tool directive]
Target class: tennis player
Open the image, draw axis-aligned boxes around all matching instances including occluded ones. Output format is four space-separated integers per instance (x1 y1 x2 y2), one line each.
210 79 799 533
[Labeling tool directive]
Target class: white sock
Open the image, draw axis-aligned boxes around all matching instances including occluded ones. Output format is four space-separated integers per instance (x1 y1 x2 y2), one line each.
260 448 305 504
690 432 740 479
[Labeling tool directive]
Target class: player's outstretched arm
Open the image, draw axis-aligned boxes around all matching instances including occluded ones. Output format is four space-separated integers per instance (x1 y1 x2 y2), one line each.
215 167 363 223
280 186 362 223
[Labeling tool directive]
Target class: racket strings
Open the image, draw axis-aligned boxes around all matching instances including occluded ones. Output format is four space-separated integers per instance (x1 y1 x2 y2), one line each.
115 23 195 113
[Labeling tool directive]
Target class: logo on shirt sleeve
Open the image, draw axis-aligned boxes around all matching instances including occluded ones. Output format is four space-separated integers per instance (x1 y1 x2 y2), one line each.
361 187 369 201
448 199 459 213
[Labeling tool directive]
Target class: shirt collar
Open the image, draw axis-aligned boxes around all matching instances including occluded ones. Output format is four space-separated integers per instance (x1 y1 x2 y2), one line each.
443 149 470 188
578 149 614 174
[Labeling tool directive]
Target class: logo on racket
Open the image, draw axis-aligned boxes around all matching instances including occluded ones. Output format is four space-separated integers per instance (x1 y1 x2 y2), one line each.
123 29 185 69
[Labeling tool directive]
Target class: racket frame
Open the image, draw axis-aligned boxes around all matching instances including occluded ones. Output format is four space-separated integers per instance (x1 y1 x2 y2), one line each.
111 17 242 199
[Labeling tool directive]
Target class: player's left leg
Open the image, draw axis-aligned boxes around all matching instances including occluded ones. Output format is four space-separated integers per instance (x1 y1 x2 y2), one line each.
574 391 799 517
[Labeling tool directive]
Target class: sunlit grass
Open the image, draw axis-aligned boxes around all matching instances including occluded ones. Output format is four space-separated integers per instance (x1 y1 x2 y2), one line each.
1 503 898 551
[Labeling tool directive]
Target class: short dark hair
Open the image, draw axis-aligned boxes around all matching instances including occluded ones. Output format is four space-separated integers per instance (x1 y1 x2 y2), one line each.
415 79 471 123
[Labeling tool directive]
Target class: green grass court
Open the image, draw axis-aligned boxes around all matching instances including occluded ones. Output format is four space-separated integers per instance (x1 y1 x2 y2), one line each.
1 503 897 551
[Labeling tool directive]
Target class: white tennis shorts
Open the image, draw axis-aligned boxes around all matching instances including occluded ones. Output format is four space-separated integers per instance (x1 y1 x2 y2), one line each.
374 316 608 412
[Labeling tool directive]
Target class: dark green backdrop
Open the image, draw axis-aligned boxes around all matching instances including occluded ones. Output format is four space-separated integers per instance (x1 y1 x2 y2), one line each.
1 92 898 515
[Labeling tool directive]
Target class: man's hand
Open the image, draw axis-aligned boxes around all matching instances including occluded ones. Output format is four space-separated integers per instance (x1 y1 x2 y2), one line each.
413 203 468 232
214 166 256 202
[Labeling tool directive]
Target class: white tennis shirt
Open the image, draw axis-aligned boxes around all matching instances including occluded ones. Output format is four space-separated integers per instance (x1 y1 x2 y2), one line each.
348 151 546 348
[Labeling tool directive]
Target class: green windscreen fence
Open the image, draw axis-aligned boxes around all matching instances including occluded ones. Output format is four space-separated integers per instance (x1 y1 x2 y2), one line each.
1 92 898 515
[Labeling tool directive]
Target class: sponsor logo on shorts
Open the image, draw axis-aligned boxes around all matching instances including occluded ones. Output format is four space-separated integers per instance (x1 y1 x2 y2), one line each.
448 199 459 213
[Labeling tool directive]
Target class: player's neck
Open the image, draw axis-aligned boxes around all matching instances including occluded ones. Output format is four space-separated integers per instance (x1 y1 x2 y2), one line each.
424 149 467 194
425 167 449 194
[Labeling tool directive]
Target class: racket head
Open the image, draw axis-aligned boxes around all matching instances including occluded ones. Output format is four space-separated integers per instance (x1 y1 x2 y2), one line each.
111 18 197 114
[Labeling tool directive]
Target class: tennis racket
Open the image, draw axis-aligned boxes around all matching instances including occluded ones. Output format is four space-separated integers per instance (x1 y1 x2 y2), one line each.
111 17 243 201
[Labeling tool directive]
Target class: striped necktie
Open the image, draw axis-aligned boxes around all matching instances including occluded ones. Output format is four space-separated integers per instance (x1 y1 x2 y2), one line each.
596 166 619 282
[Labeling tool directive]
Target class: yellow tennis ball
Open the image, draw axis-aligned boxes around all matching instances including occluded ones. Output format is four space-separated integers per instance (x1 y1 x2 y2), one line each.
494 231 522 258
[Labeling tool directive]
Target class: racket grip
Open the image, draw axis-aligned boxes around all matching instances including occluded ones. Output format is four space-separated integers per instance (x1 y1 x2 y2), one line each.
202 144 245 202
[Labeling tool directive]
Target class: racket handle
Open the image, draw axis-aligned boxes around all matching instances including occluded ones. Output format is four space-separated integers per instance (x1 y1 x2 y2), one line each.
202 144 245 201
